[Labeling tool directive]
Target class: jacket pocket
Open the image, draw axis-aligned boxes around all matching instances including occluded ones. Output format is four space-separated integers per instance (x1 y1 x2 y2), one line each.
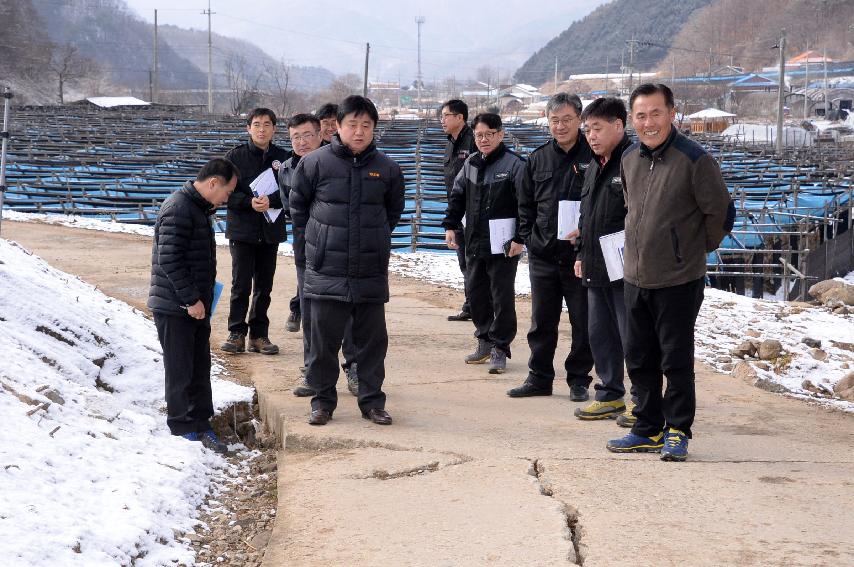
669 226 683 264
313 224 329 270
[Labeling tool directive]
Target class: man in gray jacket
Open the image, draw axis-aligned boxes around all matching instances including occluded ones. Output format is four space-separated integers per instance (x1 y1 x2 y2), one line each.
607 84 734 461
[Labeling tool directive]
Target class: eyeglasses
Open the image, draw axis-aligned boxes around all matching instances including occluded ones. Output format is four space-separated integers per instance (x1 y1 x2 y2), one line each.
440 112 461 121
549 116 579 127
474 130 499 141
290 132 318 142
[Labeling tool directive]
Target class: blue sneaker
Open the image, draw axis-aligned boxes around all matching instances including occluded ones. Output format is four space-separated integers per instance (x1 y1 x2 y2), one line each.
660 428 689 462
200 429 229 454
181 432 201 442
606 431 664 453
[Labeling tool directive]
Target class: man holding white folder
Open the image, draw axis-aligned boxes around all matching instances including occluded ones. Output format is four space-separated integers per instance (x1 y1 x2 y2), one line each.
442 113 525 374
507 93 594 400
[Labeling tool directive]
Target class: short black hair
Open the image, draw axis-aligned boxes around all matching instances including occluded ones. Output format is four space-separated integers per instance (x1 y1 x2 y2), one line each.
441 99 468 122
315 103 339 120
337 95 379 126
197 158 239 183
581 97 627 127
471 113 502 131
246 108 277 126
546 93 582 117
629 83 675 110
287 113 321 130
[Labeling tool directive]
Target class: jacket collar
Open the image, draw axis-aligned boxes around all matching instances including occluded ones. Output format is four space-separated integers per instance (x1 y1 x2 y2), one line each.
471 142 507 169
181 180 216 216
448 123 472 146
639 125 677 160
330 134 377 165
550 132 588 160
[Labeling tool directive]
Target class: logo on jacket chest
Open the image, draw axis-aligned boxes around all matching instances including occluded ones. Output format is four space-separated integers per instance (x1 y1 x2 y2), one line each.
271 160 281 171
368 171 382 178
611 176 623 186
495 171 510 180
457 150 470 160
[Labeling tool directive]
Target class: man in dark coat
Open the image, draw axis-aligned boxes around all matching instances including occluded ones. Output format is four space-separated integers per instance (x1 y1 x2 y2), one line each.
290 96 405 426
148 158 239 453
507 93 594 401
221 108 291 356
440 99 478 321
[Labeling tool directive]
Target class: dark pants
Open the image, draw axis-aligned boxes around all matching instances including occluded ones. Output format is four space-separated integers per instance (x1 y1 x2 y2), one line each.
466 254 518 356
298 265 356 369
588 285 634 402
455 228 471 314
526 254 593 389
624 278 705 439
154 312 213 436
307 299 388 413
289 293 300 315
227 240 279 338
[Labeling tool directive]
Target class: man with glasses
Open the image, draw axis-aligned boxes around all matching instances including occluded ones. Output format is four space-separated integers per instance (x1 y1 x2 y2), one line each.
278 114 324 397
507 93 595 401
440 99 478 322
442 113 525 374
316 103 339 144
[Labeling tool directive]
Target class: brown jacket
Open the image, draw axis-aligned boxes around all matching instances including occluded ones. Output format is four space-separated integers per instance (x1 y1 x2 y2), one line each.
620 127 734 289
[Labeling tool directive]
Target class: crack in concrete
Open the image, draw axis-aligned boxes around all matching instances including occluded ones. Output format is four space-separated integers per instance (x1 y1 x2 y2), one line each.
527 459 584 566
284 432 472 461
350 456 471 481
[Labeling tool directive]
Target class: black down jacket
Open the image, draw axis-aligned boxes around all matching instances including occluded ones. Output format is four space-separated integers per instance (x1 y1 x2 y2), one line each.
224 140 291 244
148 181 217 315
289 135 405 303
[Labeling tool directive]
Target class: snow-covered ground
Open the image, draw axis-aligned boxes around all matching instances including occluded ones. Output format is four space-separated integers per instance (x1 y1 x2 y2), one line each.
0 237 253 566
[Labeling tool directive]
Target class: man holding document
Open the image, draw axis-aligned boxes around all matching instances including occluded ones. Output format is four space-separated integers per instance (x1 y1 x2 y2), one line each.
443 113 525 375
508 93 594 399
571 97 636 422
221 108 291 356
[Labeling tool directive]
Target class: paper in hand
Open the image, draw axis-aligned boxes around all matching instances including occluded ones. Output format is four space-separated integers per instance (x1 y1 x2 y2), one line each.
557 200 581 239
249 168 282 223
598 230 626 282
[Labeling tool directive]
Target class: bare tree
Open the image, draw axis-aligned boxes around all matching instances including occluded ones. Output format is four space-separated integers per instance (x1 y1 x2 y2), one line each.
325 73 362 102
47 44 93 104
224 53 262 114
266 59 291 118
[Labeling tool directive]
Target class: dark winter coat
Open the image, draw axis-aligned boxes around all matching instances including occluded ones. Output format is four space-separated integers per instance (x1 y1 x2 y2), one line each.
224 140 291 244
442 143 525 259
517 134 593 263
289 135 406 303
577 135 632 287
277 153 306 268
148 181 217 316
443 124 477 196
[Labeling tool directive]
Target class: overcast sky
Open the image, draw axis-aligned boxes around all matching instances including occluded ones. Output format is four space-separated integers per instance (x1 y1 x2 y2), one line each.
124 0 609 82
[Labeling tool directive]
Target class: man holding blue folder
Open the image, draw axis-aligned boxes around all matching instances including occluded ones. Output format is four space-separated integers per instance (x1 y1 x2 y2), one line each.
148 158 239 453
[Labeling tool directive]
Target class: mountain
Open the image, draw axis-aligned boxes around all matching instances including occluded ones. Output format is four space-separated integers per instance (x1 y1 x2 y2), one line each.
514 0 713 86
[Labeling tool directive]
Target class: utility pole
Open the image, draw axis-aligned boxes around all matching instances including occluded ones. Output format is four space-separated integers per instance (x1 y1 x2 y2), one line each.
416 16 425 116
775 28 786 156
203 1 214 114
0 87 13 236
604 54 610 94
803 50 809 120
554 55 558 93
363 42 370 98
153 9 158 103
626 36 638 94
823 48 829 116
707 47 713 79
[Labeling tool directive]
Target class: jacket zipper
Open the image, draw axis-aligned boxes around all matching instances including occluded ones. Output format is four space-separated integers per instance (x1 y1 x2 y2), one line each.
634 158 655 286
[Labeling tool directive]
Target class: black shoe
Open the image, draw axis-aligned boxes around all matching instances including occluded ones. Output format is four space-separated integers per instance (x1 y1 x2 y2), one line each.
507 381 552 398
286 311 301 332
569 385 590 402
448 310 472 321
308 409 332 425
293 376 315 397
361 408 392 425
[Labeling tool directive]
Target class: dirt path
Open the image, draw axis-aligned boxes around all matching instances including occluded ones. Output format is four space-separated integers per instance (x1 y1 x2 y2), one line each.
6 219 854 567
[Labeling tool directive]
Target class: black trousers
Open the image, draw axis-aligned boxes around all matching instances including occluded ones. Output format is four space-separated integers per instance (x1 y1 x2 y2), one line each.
454 228 471 314
526 254 593 389
466 254 518 356
154 312 213 436
297 265 357 369
588 285 635 402
307 299 387 413
227 240 279 338
624 278 705 439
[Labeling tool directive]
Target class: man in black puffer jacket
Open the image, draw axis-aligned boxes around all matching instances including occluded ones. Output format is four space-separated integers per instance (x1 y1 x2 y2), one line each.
148 158 239 452
221 108 291 356
290 96 405 427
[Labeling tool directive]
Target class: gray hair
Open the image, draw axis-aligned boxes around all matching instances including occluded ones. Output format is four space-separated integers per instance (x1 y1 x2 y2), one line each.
546 92 582 117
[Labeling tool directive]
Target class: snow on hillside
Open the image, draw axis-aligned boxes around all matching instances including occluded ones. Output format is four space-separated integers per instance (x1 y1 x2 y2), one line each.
0 238 253 566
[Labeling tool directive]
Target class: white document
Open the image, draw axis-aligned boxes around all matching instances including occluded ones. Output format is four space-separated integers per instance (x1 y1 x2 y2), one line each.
557 200 581 239
249 168 282 223
598 230 626 282
489 218 516 255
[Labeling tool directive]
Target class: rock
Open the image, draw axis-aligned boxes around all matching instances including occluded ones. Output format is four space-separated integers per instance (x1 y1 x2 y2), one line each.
754 377 788 394
831 340 854 352
809 348 828 361
833 371 854 401
802 379 820 394
730 341 757 359
802 337 822 348
249 530 271 550
732 361 757 382
754 362 771 371
745 329 761 338
809 279 854 306
43 388 65 405
842 363 850 369
809 279 844 300
833 305 849 315
758 339 783 360
721 363 734 372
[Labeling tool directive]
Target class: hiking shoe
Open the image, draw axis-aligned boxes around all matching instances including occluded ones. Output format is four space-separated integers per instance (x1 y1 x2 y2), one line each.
293 375 314 397
507 381 552 397
616 400 637 428
661 428 689 462
346 363 359 396
286 311 301 332
199 429 229 454
606 431 665 453
448 310 472 321
180 432 201 442
574 399 626 420
220 332 245 354
488 348 507 374
569 385 590 402
465 339 492 364
247 336 279 355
